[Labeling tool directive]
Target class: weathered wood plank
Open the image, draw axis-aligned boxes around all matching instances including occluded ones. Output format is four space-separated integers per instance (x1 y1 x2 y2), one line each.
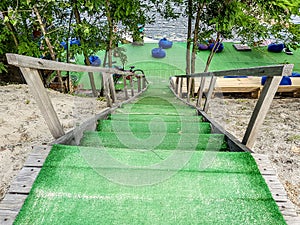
129 76 134 97
8 167 41 194
179 77 183 98
284 216 300 225
123 75 129 100
174 77 179 94
23 146 52 167
107 74 116 103
203 76 217 112
0 194 28 225
142 76 146 89
196 77 206 107
176 64 293 78
137 77 142 92
252 153 300 224
187 77 191 102
103 73 112 107
242 64 294 148
19 67 65 139
6 53 130 75
88 72 97 97
102 72 114 105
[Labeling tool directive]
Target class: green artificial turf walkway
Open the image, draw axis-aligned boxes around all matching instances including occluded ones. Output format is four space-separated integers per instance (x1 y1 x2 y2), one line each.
74 42 300 89
14 75 286 224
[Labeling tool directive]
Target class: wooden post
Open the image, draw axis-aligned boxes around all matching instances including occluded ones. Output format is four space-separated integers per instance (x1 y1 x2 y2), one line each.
129 76 134 97
19 67 65 139
88 72 98 97
187 77 191 102
102 73 112 107
137 76 141 92
123 75 129 99
203 76 217 113
107 73 116 102
179 77 183 98
242 64 294 148
196 77 206 107
175 77 179 94
142 75 146 89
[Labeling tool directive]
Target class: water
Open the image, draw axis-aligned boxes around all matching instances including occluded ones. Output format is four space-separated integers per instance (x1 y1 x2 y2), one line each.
144 12 300 42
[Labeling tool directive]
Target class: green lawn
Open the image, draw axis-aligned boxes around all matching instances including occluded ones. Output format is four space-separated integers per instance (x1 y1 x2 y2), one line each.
75 42 299 89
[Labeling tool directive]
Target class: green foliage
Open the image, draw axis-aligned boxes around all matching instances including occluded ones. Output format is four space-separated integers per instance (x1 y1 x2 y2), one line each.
115 47 127 68
157 0 299 73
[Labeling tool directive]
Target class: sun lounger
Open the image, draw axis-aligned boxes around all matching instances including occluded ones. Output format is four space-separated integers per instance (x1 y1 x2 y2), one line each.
233 44 251 51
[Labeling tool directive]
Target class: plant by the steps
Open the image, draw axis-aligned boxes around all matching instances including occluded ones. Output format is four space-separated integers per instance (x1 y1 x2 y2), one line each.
114 47 127 69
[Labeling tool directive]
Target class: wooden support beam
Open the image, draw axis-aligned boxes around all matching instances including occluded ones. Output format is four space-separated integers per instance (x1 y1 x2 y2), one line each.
196 77 206 107
179 77 183 98
176 64 293 78
88 72 97 97
129 76 134 97
102 73 112 107
19 67 65 139
6 53 128 75
142 76 146 89
137 77 141 92
187 77 191 102
242 64 294 148
175 77 179 94
123 75 129 100
203 76 217 113
107 74 116 103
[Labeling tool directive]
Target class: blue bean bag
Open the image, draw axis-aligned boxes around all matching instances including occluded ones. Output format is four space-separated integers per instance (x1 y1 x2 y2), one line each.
267 43 284 52
60 41 67 50
261 76 291 85
209 42 224 53
291 72 300 77
70 38 81 46
158 38 173 49
89 55 101 66
198 43 209 50
152 48 166 58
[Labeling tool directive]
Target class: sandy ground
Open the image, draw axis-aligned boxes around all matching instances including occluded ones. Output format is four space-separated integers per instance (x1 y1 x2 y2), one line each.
0 84 299 216
0 84 107 200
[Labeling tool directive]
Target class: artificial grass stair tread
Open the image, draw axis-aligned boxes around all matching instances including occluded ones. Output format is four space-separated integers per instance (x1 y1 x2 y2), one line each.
108 114 203 122
80 131 228 151
14 144 285 225
115 108 197 116
41 145 260 173
96 120 211 133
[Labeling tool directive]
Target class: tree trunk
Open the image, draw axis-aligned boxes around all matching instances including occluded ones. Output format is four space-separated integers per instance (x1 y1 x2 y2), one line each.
33 5 64 91
105 0 114 68
2 12 19 47
185 0 193 75
191 3 202 74
190 2 203 97
196 32 222 106
73 4 98 97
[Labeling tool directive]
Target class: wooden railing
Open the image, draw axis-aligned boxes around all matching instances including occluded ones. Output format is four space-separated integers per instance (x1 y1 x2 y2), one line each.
170 64 294 148
6 53 147 139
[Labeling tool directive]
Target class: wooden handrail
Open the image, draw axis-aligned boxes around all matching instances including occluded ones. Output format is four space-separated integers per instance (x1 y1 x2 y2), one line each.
174 64 293 78
6 53 131 75
6 53 148 139
171 64 294 149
